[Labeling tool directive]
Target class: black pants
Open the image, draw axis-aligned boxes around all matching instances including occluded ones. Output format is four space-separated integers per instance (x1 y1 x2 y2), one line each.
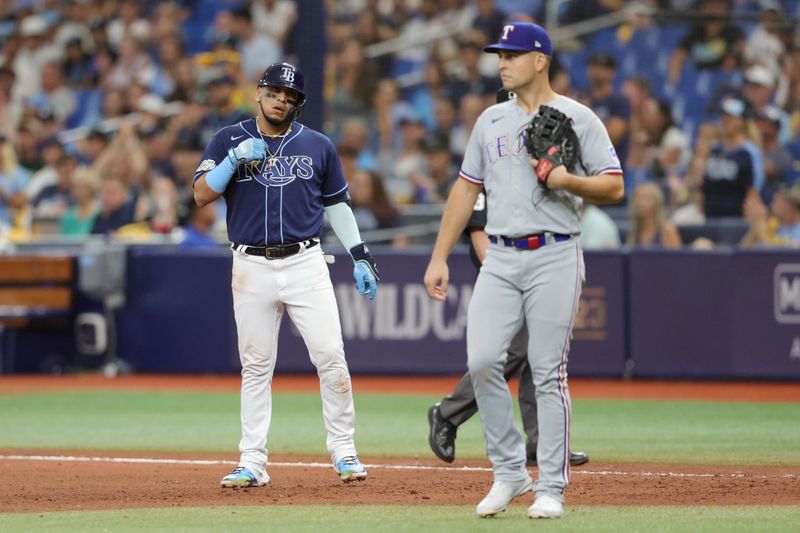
438 325 538 453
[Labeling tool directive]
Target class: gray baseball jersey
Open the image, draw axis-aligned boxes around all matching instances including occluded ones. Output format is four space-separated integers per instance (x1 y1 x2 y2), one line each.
458 95 622 237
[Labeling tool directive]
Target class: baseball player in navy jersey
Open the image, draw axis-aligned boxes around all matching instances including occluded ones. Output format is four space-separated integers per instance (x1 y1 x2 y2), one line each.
424 23 624 519
193 62 379 488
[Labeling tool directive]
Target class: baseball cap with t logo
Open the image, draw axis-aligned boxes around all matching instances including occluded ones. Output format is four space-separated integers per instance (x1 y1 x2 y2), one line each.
483 22 552 56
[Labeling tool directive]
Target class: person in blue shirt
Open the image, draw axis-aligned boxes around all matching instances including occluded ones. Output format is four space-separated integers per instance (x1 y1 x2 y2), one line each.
179 200 219 248
701 97 764 218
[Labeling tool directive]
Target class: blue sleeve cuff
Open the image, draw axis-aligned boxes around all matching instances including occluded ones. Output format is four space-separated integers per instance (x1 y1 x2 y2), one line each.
205 157 237 193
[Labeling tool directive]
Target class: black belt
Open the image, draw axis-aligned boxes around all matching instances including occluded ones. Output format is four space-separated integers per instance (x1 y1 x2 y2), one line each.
488 233 571 251
231 238 318 260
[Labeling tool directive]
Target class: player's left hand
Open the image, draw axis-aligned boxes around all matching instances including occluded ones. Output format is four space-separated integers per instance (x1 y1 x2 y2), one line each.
530 145 566 190
350 242 379 300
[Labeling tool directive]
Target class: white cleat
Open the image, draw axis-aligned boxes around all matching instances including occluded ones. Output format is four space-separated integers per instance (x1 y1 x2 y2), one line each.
528 494 564 519
476 477 534 517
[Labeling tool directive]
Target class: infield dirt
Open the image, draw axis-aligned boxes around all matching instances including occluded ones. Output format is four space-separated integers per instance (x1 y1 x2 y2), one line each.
2 375 799 512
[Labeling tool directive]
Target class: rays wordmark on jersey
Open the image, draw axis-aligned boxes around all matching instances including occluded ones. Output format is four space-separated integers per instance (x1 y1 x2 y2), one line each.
237 155 315 187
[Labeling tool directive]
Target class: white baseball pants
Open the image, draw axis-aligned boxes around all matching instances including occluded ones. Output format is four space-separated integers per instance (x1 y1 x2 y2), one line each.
231 245 358 477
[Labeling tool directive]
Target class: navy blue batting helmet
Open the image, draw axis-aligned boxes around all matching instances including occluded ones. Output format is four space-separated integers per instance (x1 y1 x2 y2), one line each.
258 62 306 119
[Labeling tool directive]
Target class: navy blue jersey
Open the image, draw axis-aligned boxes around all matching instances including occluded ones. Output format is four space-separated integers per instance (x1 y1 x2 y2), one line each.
702 141 764 218
194 118 349 245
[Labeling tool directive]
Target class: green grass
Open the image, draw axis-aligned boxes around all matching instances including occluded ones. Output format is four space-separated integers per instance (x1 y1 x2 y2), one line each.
0 391 799 465
1 505 799 532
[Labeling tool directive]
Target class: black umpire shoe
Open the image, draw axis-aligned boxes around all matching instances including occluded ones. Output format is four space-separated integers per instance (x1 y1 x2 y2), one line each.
526 450 589 467
427 403 457 463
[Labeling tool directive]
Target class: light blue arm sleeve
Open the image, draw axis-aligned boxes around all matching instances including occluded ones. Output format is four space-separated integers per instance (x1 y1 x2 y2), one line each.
324 202 363 252
204 157 237 193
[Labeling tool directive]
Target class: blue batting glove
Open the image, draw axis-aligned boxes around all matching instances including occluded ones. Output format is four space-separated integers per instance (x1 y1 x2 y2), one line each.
350 242 379 300
227 138 267 165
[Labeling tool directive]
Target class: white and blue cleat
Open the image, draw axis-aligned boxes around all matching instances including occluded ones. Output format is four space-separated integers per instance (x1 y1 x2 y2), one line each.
335 455 368 483
220 466 268 488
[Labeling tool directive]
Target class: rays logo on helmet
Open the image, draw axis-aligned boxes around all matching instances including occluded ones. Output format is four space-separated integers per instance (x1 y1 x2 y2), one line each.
281 67 295 82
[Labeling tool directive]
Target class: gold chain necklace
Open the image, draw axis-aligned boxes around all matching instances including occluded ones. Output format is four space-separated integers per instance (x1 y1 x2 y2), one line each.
258 123 292 170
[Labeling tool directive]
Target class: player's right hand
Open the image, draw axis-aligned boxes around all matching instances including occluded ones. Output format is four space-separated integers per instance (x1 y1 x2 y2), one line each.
423 261 449 301
227 138 268 165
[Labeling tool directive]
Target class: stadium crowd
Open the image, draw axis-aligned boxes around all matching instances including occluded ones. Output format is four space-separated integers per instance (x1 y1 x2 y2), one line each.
0 0 798 247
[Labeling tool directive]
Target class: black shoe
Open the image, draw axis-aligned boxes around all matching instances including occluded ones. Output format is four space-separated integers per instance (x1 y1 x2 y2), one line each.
526 450 589 467
427 403 456 463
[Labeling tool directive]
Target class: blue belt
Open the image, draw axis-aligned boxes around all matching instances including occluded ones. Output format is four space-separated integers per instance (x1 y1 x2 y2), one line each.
488 233 571 251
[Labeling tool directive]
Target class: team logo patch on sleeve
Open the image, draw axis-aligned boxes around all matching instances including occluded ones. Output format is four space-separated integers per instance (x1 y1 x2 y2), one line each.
196 159 217 173
608 146 619 162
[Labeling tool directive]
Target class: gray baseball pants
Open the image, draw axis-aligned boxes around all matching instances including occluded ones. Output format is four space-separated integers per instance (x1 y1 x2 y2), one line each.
467 239 583 501
438 325 539 453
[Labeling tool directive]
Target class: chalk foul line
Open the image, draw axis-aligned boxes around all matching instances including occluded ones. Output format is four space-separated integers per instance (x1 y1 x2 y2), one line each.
0 455 795 479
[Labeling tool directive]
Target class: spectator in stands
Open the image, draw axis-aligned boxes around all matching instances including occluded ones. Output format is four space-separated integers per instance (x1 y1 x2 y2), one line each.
742 65 791 144
581 204 621 250
140 176 179 235
627 97 691 184
668 0 744 87
55 0 94 52
379 112 428 204
32 153 77 219
138 122 176 183
13 15 58 101
743 0 786 83
26 137 63 200
472 0 507 41
741 184 800 247
338 117 377 172
170 142 203 208
445 39 498 109
432 96 458 151
232 8 281 82
91 176 135 234
167 57 199 103
755 105 793 204
348 168 408 246
106 0 151 51
352 9 394 77
250 0 298 50
410 133 456 204
99 89 129 122
107 37 158 91
75 127 110 166
179 200 219 248
62 37 95 89
91 123 148 195
13 124 42 172
338 145 359 195
60 167 100 236
195 73 250 148
627 182 683 248
371 78 417 153
585 53 631 176
151 3 185 44
0 133 30 230
451 93 485 155
700 97 764 218
329 37 382 131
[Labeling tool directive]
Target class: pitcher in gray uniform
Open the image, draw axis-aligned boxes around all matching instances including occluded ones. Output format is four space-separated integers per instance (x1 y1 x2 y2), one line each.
423 22 624 520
